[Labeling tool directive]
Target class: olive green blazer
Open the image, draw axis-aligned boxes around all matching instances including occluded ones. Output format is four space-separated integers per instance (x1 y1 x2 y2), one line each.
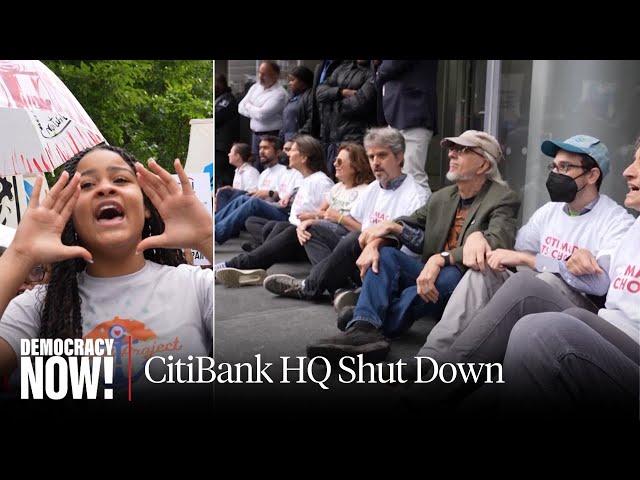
397 180 521 268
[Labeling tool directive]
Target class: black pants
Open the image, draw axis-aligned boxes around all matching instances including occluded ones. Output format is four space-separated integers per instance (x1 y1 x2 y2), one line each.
303 221 350 266
226 221 307 270
244 216 281 246
302 231 362 298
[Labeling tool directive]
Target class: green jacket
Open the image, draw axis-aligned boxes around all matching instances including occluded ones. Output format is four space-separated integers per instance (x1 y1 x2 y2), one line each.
396 180 521 268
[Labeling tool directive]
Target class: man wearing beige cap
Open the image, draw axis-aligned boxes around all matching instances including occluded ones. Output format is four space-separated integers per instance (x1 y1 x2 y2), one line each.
399 134 635 409
305 130 520 362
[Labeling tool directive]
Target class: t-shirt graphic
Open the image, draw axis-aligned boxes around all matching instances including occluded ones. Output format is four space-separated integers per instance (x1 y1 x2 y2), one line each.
84 316 177 389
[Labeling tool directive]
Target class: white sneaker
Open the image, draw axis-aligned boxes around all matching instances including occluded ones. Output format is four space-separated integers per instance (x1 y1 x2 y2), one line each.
216 268 267 288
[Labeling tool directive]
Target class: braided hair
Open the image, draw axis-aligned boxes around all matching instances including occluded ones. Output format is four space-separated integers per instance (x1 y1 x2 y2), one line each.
38 145 186 339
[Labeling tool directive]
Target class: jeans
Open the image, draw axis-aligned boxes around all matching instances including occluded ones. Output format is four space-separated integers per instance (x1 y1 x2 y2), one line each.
215 197 288 244
215 194 250 223
216 188 247 212
501 308 639 418
350 247 463 337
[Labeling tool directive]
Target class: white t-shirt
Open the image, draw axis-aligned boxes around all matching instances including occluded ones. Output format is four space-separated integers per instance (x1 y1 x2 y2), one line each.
257 163 288 198
232 163 260 192
288 171 334 225
325 182 369 215
349 175 429 230
278 168 304 199
515 195 635 261
599 216 640 344
0 261 213 390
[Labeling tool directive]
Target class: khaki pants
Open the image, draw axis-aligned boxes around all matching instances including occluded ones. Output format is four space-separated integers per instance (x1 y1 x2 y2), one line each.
417 268 598 359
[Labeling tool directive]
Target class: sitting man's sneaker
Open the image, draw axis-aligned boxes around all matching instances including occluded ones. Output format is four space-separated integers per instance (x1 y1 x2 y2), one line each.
214 262 227 284
336 305 355 331
333 287 361 313
263 274 306 299
306 321 390 364
216 268 267 288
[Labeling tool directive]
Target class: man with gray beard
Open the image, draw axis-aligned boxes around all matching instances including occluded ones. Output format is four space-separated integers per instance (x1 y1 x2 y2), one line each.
306 130 521 362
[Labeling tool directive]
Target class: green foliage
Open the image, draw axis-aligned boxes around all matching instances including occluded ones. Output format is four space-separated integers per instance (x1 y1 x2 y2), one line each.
43 60 212 176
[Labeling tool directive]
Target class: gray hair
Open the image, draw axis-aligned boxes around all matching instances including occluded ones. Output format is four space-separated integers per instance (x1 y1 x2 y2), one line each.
363 127 405 155
481 150 507 186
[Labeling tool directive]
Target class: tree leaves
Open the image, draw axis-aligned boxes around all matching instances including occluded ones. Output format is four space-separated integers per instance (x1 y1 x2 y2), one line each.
43 60 213 176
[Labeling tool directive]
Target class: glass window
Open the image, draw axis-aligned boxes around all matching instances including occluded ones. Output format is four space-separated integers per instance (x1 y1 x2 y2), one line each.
498 60 640 222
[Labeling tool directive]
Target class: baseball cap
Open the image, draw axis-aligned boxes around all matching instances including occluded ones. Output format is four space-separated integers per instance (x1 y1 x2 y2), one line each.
541 134 610 178
441 130 503 161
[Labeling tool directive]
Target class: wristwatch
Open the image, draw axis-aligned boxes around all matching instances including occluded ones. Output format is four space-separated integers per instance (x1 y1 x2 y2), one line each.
440 251 451 265
268 190 275 199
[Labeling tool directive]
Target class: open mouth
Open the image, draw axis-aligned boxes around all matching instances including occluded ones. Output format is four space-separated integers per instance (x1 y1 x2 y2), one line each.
94 202 125 224
629 184 640 192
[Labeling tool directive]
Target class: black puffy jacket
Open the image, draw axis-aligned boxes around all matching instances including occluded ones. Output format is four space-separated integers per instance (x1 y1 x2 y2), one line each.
316 61 376 144
297 88 315 137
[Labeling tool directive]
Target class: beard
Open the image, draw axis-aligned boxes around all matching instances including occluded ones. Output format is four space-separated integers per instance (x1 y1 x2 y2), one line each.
446 170 475 182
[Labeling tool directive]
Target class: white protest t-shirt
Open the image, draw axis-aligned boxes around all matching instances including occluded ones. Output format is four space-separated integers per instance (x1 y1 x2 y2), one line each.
514 195 635 261
278 167 304 199
599 216 640 344
232 163 260 192
325 182 369 215
0 261 213 391
257 163 288 197
288 171 334 225
349 175 429 230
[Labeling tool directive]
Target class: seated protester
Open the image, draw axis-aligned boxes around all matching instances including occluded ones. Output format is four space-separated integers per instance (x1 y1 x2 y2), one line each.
280 66 314 144
215 136 290 222
243 142 373 254
215 135 302 244
417 134 635 363
215 143 259 212
305 130 521 363
296 142 374 266
499 152 640 419
240 141 300 252
263 126 429 302
215 135 334 287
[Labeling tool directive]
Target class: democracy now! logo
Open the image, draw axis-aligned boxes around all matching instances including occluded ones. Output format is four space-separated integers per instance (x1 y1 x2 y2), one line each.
20 339 115 400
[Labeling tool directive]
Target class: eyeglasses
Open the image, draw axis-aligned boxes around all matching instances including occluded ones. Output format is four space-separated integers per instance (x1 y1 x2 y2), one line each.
27 265 46 283
448 144 483 157
547 162 587 175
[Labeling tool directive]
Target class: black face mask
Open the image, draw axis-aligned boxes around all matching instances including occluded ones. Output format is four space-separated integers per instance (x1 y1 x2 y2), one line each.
546 171 587 203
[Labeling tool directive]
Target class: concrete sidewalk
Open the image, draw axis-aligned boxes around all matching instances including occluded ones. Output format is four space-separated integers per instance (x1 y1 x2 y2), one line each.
214 232 434 411
214 233 442 414
215 232 437 369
